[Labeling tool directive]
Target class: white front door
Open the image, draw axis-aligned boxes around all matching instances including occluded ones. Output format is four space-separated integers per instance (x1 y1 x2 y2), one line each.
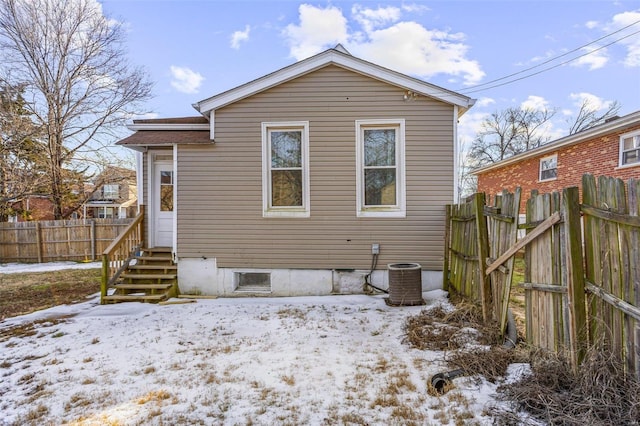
153 162 174 247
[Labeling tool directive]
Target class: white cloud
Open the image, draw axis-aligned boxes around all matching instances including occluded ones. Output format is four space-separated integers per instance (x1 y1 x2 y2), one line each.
401 4 430 14
569 92 614 110
605 10 640 67
282 4 349 60
520 95 550 111
458 111 488 144
475 97 495 108
231 25 251 49
352 5 401 33
169 66 204 94
571 46 609 70
585 20 600 30
283 4 484 85
349 21 484 85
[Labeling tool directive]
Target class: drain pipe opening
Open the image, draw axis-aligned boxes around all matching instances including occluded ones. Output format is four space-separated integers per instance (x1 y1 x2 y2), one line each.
428 308 518 395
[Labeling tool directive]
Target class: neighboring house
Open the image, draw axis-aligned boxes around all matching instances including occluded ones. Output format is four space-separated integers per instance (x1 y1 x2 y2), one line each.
83 167 138 219
474 110 640 212
9 195 56 222
117 45 475 297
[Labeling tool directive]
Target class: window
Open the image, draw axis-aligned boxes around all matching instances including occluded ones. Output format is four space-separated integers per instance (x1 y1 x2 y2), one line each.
102 184 119 199
160 171 173 212
620 131 640 167
539 154 557 181
262 121 310 217
96 207 114 219
356 119 405 217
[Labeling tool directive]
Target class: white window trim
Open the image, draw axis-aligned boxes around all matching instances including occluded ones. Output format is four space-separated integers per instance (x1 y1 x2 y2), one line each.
355 119 406 218
538 154 558 182
618 130 640 168
261 121 310 218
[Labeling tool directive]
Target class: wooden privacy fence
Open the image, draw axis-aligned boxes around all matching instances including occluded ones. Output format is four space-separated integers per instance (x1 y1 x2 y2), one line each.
444 173 640 376
444 188 521 333
0 218 133 263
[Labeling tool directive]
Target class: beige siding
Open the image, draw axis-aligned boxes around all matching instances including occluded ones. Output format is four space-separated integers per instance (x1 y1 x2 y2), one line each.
177 65 454 270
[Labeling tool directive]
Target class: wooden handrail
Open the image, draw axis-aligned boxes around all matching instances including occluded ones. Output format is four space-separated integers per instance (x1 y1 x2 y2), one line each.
101 206 145 303
103 208 144 255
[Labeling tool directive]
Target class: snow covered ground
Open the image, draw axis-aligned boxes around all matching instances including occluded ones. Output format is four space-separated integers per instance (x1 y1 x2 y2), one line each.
0 261 101 274
0 263 516 425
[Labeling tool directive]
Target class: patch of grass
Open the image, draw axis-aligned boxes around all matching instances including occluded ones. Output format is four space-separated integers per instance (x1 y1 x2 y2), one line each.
17 372 36 385
64 392 92 410
404 302 500 352
0 268 101 320
22 403 49 422
276 307 307 321
137 389 172 405
281 374 295 386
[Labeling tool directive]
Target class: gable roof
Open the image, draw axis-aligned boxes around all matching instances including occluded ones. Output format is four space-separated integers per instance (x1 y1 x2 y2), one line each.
472 110 640 175
193 45 476 117
117 46 476 150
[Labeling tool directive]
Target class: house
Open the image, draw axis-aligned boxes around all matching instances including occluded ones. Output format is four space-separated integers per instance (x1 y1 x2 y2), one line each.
9 195 56 222
474 110 640 212
116 45 475 297
83 167 138 219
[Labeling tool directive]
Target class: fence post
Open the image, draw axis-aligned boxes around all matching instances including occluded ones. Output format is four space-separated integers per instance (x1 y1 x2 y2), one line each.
35 222 43 263
90 219 96 261
474 192 491 322
563 186 586 371
443 204 451 292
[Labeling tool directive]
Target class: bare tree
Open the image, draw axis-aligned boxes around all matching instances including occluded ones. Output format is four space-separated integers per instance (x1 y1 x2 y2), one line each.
0 0 153 218
567 99 621 135
468 106 556 167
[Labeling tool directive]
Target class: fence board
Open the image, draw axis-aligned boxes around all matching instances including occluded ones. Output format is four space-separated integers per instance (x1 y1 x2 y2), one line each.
447 196 481 301
583 175 639 375
485 188 521 334
629 179 640 375
524 191 566 351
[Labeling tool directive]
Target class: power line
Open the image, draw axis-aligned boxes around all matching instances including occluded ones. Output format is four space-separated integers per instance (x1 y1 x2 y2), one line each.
457 19 640 95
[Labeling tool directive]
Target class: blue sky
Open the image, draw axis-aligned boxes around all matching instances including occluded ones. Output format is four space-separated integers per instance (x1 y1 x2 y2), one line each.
100 0 640 145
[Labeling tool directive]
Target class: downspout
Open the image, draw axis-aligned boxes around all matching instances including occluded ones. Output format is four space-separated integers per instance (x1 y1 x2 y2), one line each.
452 105 459 204
172 144 178 263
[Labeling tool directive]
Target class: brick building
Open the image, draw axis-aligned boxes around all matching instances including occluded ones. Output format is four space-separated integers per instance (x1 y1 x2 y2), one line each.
474 110 640 212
